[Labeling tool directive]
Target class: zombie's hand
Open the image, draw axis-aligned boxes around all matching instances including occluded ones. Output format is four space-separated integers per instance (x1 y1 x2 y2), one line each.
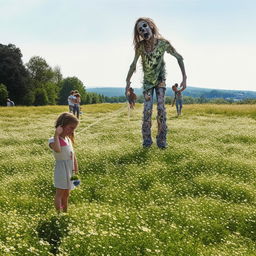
125 81 131 97
180 80 187 90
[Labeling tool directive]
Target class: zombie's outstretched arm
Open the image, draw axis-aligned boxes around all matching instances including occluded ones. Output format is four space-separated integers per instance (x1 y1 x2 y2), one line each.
167 44 187 90
125 51 140 96
176 53 187 91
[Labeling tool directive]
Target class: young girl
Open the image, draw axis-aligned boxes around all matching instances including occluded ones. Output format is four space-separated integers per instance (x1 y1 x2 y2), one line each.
125 17 187 148
48 112 79 213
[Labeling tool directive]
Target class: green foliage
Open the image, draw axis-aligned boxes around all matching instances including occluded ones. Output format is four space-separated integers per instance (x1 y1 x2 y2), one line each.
1 104 256 255
34 88 49 106
85 92 105 104
58 77 86 105
26 56 61 106
0 43 31 105
44 82 58 105
22 89 35 106
238 98 256 104
26 56 55 86
0 83 8 105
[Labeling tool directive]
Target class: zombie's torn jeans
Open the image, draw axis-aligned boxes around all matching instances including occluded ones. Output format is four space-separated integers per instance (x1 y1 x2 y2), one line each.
142 87 167 148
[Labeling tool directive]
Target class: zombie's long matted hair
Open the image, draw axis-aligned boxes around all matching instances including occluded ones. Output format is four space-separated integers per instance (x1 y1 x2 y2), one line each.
133 17 163 51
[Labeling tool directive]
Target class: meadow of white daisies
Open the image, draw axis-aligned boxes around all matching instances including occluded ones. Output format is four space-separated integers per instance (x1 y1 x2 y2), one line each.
1 103 256 256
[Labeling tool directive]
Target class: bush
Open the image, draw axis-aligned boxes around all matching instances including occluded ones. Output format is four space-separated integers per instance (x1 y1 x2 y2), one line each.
34 88 49 105
0 83 8 106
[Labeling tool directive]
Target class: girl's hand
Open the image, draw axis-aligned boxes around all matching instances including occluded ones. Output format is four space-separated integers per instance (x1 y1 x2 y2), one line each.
55 125 63 136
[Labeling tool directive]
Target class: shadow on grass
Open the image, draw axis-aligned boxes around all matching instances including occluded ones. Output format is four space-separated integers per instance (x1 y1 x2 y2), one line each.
112 147 151 166
37 215 70 255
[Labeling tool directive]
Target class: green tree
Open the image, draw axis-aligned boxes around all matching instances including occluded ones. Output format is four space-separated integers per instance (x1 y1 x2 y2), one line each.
183 96 196 104
0 83 8 106
34 88 48 106
26 56 54 87
26 56 62 105
91 93 99 104
0 44 31 105
58 77 86 105
85 93 92 104
52 66 63 85
44 82 58 105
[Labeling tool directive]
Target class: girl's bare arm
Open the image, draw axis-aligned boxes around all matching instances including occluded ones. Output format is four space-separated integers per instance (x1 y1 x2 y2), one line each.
49 126 62 153
73 154 78 174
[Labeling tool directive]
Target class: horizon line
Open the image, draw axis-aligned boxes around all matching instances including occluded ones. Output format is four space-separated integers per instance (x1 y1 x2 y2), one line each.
86 86 256 92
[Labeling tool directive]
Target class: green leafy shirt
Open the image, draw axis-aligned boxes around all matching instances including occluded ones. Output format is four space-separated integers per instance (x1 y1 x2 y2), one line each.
137 39 183 92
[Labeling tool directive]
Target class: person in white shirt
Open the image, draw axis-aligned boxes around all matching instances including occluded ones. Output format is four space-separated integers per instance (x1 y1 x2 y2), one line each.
7 98 15 107
67 91 75 113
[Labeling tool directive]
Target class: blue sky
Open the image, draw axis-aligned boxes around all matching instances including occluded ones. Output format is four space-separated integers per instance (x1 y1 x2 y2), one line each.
1 0 255 90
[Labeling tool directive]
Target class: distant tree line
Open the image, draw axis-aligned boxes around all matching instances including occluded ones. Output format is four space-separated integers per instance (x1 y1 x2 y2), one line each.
0 43 105 106
1 43 255 106
165 96 256 104
103 95 256 104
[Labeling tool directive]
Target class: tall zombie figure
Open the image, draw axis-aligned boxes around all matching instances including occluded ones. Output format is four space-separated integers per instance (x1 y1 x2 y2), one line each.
125 17 187 148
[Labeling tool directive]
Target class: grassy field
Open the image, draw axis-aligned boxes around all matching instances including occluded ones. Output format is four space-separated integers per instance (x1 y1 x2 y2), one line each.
0 103 256 256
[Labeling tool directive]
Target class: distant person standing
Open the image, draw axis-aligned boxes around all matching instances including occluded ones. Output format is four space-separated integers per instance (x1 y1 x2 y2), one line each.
172 83 185 116
67 91 75 113
7 98 15 107
73 93 81 119
127 87 137 109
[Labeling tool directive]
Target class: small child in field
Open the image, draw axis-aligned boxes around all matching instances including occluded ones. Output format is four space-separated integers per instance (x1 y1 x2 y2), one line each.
172 83 185 116
127 87 137 109
48 112 79 213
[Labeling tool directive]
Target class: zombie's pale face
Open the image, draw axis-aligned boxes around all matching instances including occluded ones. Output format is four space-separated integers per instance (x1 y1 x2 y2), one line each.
137 21 152 40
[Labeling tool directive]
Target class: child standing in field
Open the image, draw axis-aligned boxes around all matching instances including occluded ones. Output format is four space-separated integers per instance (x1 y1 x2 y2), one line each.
127 87 137 109
48 112 79 213
172 83 185 116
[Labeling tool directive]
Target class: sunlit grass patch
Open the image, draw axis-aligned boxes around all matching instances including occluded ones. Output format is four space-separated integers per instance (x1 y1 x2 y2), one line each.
191 174 255 204
1 104 256 255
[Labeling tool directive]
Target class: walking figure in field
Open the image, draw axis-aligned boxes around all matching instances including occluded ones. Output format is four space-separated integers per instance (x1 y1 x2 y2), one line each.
125 17 187 148
172 83 185 116
73 92 81 119
48 113 79 213
127 87 137 109
67 91 75 113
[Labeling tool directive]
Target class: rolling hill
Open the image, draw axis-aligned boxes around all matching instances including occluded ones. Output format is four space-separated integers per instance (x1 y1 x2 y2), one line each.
87 86 256 100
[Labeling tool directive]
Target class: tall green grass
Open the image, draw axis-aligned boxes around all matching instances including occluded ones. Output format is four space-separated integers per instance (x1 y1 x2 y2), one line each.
0 104 256 255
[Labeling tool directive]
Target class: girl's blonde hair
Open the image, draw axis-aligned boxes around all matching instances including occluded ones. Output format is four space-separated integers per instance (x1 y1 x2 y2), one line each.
55 112 79 144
